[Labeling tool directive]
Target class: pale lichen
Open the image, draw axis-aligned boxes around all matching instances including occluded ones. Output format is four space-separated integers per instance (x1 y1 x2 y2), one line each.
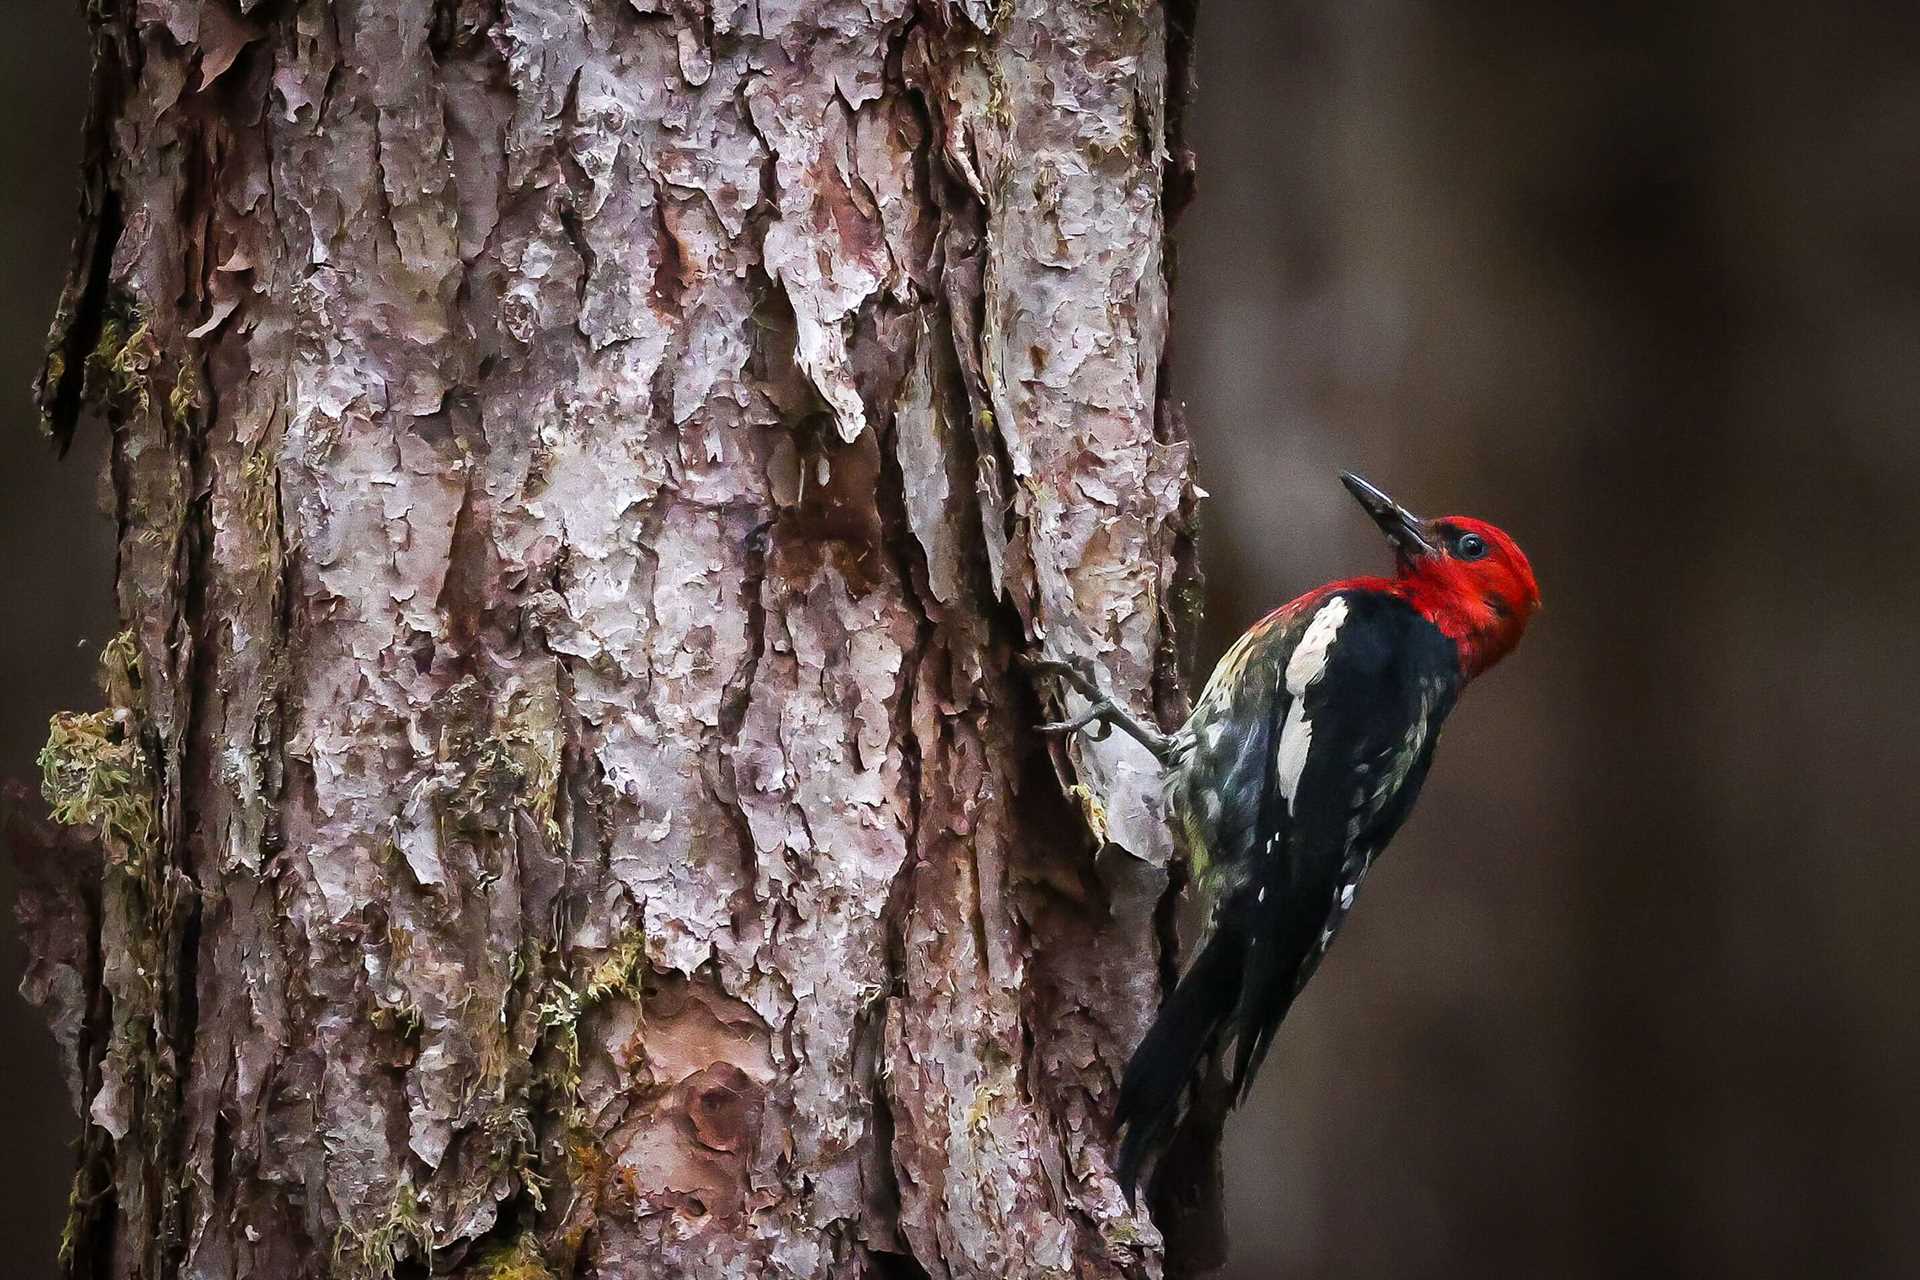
434 677 564 839
166 361 200 426
481 1103 547 1212
367 997 424 1042
535 932 648 1042
534 931 650 1112
239 443 281 542
332 1180 434 1280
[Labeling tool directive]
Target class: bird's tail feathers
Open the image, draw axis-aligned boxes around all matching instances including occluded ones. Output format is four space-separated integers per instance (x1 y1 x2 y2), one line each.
1227 924 1305 1104
1113 928 1245 1207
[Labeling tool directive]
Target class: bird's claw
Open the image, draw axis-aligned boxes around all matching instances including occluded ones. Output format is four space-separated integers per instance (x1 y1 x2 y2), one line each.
1037 706 1115 741
1021 652 1107 700
1025 649 1175 765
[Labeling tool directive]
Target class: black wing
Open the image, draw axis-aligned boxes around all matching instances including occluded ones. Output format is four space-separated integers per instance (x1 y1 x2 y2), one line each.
1227 594 1458 1093
1115 593 1457 1200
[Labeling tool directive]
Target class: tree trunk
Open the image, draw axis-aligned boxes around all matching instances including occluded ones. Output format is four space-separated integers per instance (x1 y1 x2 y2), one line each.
15 0 1203 1276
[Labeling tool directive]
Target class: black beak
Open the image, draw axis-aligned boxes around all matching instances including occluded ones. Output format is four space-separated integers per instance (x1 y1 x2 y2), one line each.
1340 472 1432 557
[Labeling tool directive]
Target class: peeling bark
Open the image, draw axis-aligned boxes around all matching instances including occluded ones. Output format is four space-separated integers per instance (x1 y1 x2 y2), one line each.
20 0 1203 1276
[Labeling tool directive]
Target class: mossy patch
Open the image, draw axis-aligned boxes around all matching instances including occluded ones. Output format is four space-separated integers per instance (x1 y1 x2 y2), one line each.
484 1103 546 1202
1065 781 1111 845
333 1180 434 1280
56 1155 109 1268
39 631 155 870
39 630 191 1270
536 932 648 1042
431 677 564 840
473 1234 555 1280
534 931 650 1119
239 444 281 541
86 308 161 417
77 295 202 432
367 997 425 1042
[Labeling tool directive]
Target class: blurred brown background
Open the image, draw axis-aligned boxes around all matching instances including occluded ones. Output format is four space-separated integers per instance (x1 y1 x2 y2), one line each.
1 0 116 1267
6 2 1920 1276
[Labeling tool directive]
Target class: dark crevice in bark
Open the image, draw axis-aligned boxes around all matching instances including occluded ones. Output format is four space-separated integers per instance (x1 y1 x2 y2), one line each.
901 32 1006 504
872 816 924 1266
549 583 613 965
551 65 598 342
261 464 295 870
867 389 940 1269
148 338 212 1280
868 1248 935 1280
428 0 459 59
38 0 131 452
314 7 346 128
366 113 403 258
859 1046 911 1263
439 1175 547 1280
40 189 121 454
161 895 205 1279
648 191 687 314
427 0 505 62
1150 0 1204 729
554 198 595 331
65 915 120 1280
542 484 639 976
434 462 489 659
715 514 774 901
165 149 236 1267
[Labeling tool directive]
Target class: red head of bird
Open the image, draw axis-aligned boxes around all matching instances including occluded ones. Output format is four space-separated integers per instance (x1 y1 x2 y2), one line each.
1340 472 1541 679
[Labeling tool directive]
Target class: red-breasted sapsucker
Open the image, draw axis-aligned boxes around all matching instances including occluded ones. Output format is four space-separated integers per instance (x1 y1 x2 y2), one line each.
1030 472 1541 1206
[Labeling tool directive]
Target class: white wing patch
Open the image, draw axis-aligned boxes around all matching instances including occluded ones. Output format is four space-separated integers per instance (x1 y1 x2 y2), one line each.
1275 596 1349 813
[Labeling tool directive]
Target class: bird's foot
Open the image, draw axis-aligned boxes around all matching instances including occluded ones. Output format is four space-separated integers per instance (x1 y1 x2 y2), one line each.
1023 653 1176 765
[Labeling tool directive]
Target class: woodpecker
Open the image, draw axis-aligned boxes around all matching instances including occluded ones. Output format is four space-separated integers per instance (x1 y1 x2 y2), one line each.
1029 472 1540 1206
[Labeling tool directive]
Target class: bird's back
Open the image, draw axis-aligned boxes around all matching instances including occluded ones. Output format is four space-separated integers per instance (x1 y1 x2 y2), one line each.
1119 586 1462 1198
1168 588 1455 892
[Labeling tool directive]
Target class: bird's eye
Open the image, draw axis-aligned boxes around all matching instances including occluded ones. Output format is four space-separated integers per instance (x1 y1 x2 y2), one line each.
1455 532 1488 560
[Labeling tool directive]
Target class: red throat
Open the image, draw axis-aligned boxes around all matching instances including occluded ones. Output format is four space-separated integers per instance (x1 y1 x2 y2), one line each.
1396 575 1521 677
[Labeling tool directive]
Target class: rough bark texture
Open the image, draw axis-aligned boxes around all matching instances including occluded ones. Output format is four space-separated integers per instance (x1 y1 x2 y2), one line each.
17 0 1204 1276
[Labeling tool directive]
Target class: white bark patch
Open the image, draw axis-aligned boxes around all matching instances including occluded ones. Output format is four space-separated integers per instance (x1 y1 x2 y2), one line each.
1276 596 1350 814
